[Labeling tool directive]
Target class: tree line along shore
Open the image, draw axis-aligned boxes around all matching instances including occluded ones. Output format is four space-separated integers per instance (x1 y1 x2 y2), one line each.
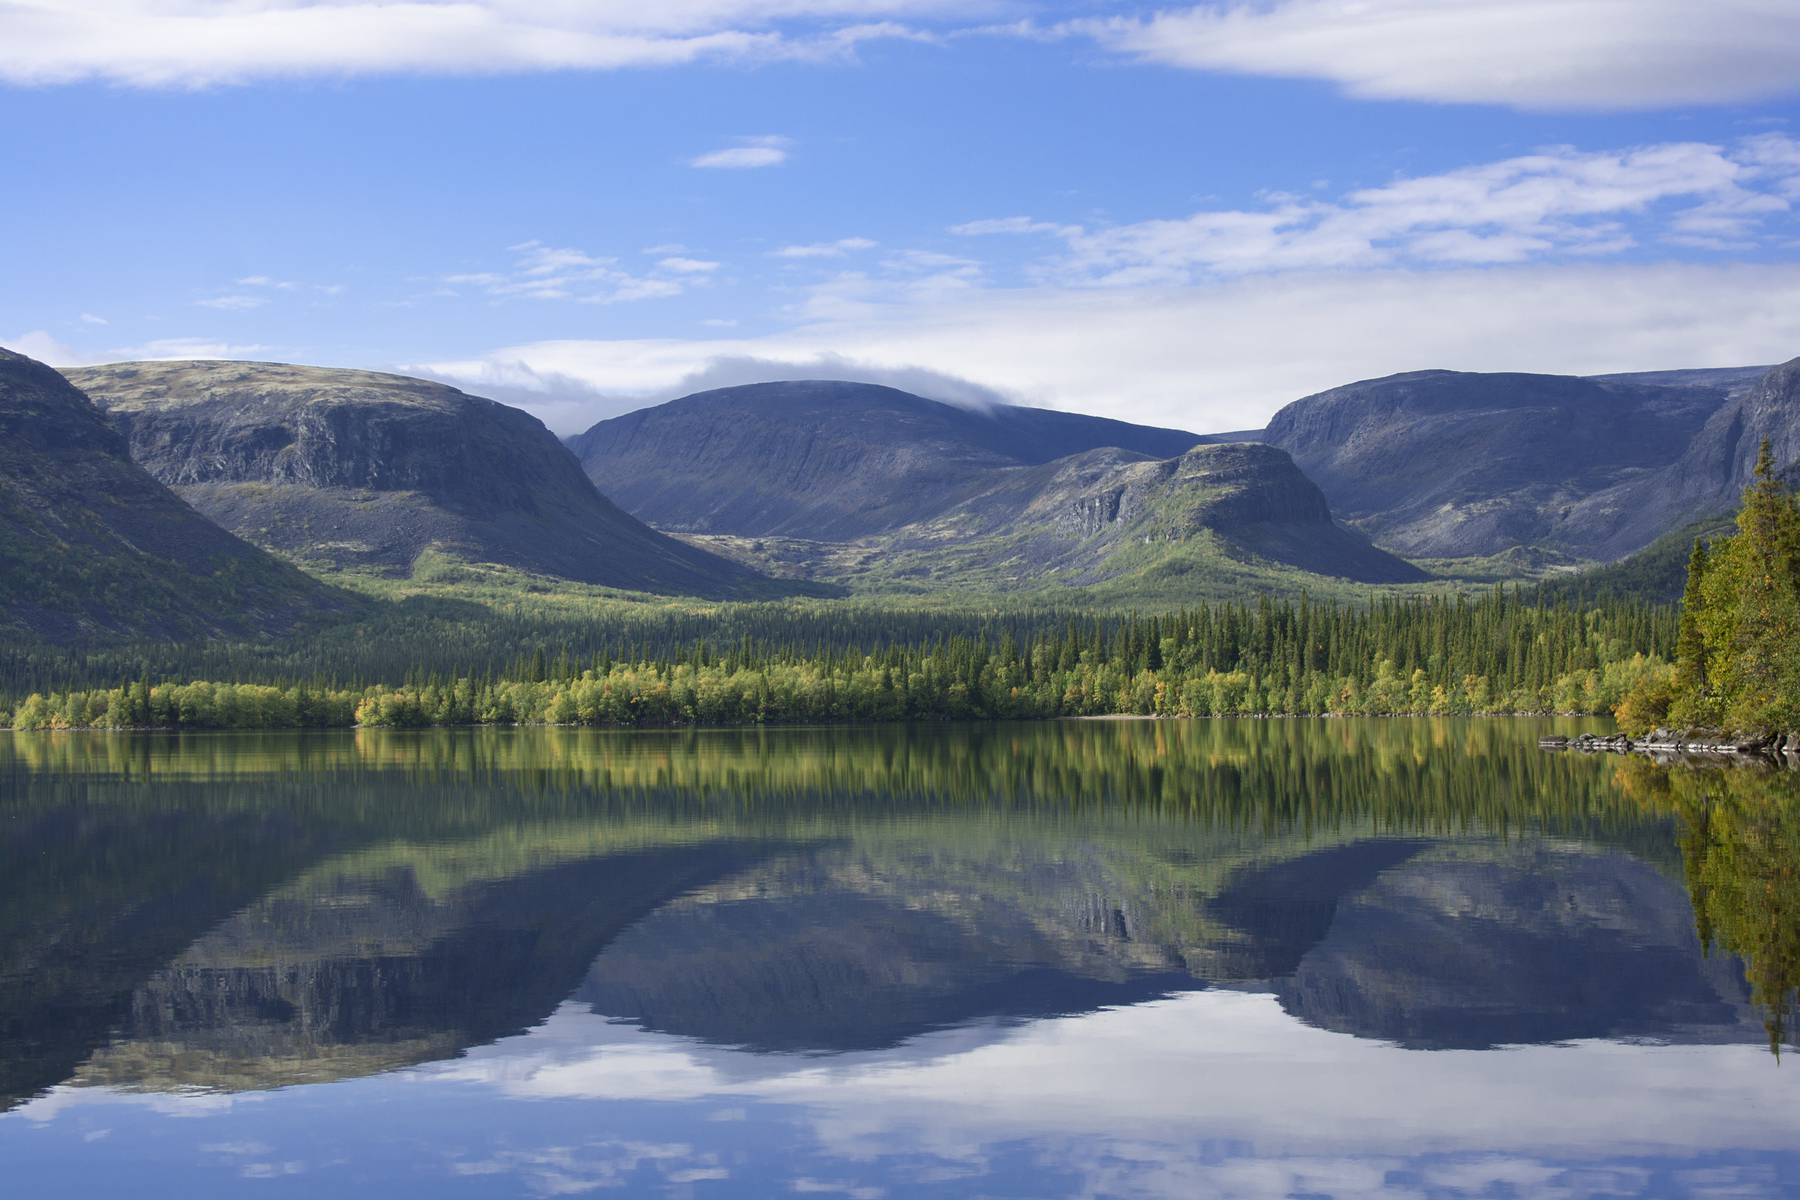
3 591 1673 730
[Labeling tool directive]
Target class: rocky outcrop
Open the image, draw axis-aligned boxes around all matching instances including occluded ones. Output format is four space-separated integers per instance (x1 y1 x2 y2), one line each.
871 441 1425 589
0 348 352 643
71 360 771 596
1541 729 1800 761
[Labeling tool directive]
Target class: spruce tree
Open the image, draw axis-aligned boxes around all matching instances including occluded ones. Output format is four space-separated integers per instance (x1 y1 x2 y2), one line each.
1668 538 1713 727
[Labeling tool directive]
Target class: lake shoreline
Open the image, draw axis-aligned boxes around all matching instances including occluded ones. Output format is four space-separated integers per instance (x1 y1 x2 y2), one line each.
1541 728 1800 765
6 710 1615 734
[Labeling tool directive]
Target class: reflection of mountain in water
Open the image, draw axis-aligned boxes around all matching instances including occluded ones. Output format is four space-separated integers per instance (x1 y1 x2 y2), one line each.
575 834 1774 1055
1265 844 1763 1049
578 847 1196 1053
78 842 774 1092
2 723 1792 1108
0 801 350 1111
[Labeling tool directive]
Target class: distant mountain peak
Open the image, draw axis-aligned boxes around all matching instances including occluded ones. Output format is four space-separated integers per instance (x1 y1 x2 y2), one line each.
568 378 1215 541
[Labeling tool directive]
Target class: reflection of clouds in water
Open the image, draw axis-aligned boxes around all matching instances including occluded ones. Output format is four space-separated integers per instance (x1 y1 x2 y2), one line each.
423 992 1800 1196
198 1138 307 1183
440 993 1800 1155
448 1140 721 1196
791 1177 888 1198
239 1160 306 1179
13 991 1799 1198
13 1087 255 1123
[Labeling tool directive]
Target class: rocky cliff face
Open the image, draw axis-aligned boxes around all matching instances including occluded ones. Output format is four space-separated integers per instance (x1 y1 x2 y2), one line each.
567 379 1210 540
1261 367 1761 559
870 441 1424 590
1583 357 1800 555
0 348 351 643
70 360 770 596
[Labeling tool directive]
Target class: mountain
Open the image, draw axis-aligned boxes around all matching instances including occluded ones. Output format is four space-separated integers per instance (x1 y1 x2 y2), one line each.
1574 356 1800 559
70 360 772 597
567 380 1213 540
0 348 350 643
856 442 1423 592
570 380 1405 597
1261 367 1766 560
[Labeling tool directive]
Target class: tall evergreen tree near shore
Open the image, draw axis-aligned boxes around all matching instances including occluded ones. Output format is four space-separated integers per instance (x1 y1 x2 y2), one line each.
1640 440 1800 735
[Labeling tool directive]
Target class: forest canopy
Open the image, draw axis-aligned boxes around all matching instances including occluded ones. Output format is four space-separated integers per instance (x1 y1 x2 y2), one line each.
5 590 1673 731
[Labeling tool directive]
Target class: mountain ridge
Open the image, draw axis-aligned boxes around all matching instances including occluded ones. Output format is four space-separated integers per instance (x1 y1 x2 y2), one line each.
1261 365 1771 560
70 360 777 598
568 379 1221 540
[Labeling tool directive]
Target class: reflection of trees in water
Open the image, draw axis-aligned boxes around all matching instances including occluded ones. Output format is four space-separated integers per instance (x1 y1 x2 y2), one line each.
4 717 1648 842
1617 758 1800 1056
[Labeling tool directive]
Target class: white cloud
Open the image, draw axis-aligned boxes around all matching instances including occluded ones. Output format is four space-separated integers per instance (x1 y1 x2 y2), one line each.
949 216 1077 237
1002 137 1800 285
79 312 109 326
443 240 693 305
409 349 1013 433
195 294 268 310
691 135 792 169
1073 0 1800 111
418 260 1800 434
7 330 80 365
0 2 955 87
774 237 878 258
114 337 274 360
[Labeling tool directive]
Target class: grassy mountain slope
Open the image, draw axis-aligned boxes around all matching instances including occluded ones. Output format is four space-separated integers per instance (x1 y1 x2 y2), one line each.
0 348 353 644
685 443 1423 601
71 360 774 598
871 442 1422 591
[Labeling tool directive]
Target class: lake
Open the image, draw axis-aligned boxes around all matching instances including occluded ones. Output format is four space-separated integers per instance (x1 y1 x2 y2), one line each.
2 719 1796 1198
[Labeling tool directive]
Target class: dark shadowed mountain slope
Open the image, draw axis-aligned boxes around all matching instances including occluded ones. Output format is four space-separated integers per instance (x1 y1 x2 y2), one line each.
861 442 1424 591
1261 367 1761 560
567 380 1211 540
70 360 772 597
1575 356 1800 559
0 348 351 643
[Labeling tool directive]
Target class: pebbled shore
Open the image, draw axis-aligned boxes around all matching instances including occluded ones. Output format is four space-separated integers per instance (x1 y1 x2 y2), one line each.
1541 728 1800 763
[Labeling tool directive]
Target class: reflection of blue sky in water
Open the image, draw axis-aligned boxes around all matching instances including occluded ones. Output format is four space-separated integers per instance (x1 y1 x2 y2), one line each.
12 992 1800 1198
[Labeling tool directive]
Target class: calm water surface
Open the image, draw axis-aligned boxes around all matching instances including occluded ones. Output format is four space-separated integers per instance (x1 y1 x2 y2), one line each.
2 719 1796 1198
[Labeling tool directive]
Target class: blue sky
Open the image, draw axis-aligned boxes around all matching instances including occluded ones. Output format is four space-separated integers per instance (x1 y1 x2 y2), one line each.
6 2 1800 433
